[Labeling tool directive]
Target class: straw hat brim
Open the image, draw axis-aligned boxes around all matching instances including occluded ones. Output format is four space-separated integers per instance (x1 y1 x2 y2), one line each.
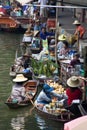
24 32 33 37
34 31 40 37
13 74 28 82
67 76 81 87
58 35 66 41
23 53 29 57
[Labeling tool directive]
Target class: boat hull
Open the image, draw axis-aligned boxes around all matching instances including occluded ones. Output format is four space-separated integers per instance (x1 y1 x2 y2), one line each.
5 80 38 109
35 106 75 122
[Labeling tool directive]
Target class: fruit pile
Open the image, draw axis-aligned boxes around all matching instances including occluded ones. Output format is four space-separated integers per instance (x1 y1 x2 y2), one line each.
46 80 66 94
31 58 58 77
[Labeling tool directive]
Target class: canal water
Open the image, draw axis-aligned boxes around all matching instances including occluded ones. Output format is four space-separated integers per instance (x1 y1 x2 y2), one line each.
0 32 64 130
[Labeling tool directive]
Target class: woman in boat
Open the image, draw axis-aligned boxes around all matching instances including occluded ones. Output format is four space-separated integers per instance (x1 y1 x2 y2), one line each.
35 83 54 108
58 39 69 59
57 34 67 53
10 74 28 103
69 53 81 68
66 76 82 106
73 20 86 39
14 52 31 69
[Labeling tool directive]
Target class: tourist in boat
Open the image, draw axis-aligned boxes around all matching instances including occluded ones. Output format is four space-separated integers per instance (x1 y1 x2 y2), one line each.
10 74 28 103
69 53 81 68
66 76 82 106
73 20 86 39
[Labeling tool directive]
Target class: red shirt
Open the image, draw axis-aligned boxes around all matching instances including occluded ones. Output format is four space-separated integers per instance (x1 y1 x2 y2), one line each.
75 25 86 39
66 88 82 105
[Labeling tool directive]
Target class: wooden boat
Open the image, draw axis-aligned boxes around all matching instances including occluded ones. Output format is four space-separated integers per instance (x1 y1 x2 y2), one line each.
0 15 21 32
5 80 38 108
35 105 75 123
65 101 87 118
9 64 33 80
0 15 34 32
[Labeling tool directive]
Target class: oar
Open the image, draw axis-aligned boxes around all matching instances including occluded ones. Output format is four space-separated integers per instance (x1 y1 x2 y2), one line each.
15 49 18 62
78 104 87 116
26 93 35 107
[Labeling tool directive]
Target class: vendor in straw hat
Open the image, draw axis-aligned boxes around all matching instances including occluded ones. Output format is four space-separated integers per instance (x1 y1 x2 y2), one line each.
10 74 28 103
73 20 86 39
58 35 69 59
57 34 69 53
66 76 82 106
15 52 31 67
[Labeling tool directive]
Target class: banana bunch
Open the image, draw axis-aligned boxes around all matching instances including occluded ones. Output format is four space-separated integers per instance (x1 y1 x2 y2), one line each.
31 58 58 77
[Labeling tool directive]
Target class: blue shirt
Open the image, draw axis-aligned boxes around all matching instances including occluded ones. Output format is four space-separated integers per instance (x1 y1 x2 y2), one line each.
40 31 55 40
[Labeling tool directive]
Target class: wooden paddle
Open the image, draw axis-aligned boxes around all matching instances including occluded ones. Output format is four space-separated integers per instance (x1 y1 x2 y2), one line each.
78 104 87 116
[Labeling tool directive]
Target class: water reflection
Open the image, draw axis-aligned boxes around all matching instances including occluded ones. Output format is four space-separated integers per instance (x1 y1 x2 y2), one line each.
10 106 34 130
11 115 25 130
35 114 48 130
35 113 64 130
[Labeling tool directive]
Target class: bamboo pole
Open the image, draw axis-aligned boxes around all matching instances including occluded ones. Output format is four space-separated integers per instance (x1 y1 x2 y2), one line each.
55 6 58 65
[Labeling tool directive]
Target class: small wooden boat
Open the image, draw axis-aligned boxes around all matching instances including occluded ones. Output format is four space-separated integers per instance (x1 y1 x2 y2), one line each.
5 80 38 109
0 15 21 32
65 101 87 118
9 65 33 80
0 15 34 32
35 105 75 122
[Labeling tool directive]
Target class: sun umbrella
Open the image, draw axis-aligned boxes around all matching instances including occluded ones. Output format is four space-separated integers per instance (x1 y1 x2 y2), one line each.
16 0 33 5
64 115 87 130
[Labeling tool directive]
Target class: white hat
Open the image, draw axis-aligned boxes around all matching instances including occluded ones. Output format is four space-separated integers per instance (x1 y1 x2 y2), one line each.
58 34 66 41
67 76 81 87
73 20 81 25
13 74 28 82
